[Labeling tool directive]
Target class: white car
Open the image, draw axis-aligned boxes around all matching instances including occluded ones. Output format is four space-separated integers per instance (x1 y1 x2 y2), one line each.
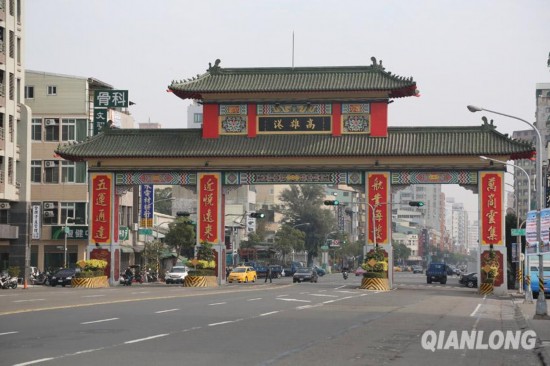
165 266 189 284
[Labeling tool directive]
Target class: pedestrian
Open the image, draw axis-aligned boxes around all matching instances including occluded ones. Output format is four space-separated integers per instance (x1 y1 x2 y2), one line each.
265 265 272 283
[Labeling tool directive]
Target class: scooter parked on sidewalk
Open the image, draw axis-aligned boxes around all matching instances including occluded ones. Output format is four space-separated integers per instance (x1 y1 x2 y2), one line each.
120 273 132 286
0 272 17 289
342 270 349 280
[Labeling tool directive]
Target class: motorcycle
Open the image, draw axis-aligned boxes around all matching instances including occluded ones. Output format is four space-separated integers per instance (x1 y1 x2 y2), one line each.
0 273 17 289
120 273 132 286
342 271 349 280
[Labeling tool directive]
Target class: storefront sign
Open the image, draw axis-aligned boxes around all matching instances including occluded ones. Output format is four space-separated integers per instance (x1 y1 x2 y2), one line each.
32 205 41 239
140 184 154 228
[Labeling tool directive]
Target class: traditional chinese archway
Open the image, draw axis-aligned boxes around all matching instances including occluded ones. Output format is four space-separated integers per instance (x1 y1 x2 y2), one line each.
57 58 533 294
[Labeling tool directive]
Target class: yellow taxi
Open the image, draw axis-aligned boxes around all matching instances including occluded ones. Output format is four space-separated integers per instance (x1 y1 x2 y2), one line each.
227 266 257 283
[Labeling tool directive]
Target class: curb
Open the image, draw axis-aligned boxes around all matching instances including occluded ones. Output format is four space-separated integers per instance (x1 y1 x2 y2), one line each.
511 294 549 365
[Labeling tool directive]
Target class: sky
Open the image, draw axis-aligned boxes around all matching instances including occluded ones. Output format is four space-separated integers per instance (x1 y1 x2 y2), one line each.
25 0 550 218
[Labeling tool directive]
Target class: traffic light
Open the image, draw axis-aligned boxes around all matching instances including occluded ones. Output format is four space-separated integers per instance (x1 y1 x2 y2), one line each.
250 212 265 219
409 201 425 207
324 200 340 206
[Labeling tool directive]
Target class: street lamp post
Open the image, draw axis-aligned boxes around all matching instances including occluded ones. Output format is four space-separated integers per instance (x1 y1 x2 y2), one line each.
480 155 532 301
470 106 546 316
64 217 75 268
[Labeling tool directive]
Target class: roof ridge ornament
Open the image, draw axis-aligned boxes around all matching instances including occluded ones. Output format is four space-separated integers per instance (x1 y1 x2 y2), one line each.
481 116 496 130
370 56 385 71
208 59 222 74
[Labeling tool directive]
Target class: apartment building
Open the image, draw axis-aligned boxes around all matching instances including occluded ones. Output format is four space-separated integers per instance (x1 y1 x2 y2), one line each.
0 0 31 274
25 70 135 272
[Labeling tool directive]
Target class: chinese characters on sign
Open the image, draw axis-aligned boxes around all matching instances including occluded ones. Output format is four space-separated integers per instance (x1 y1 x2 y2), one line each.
32 205 41 240
198 173 220 243
367 172 390 245
140 185 154 228
480 172 503 245
93 90 129 108
257 116 332 133
51 226 89 240
91 173 112 244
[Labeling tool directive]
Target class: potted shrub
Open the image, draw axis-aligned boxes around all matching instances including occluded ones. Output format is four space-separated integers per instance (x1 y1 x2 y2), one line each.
72 259 109 288
360 246 390 290
480 246 500 294
184 242 218 287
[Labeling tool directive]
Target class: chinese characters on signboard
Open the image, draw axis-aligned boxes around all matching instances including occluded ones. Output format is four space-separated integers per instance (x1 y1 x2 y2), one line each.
92 90 128 135
257 116 331 133
198 173 220 243
480 172 503 245
140 184 153 228
367 172 390 245
32 205 41 239
91 173 112 244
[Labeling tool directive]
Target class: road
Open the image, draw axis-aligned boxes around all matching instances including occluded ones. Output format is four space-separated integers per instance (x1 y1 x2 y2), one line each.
0 272 541 366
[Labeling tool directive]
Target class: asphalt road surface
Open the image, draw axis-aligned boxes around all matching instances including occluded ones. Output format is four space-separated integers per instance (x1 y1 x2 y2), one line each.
0 272 541 366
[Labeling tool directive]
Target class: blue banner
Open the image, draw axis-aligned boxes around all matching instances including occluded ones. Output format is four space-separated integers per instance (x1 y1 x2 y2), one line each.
526 210 538 254
140 184 154 227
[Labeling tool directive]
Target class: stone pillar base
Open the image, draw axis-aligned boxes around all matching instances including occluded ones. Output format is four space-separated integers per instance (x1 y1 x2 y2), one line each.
360 277 390 291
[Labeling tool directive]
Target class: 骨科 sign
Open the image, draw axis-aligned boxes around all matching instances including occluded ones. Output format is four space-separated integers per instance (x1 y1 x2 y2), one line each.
94 90 129 108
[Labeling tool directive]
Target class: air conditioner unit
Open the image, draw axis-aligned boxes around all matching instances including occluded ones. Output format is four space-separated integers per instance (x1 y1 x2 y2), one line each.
0 202 10 209
43 211 55 217
43 202 56 210
44 161 57 168
44 119 57 126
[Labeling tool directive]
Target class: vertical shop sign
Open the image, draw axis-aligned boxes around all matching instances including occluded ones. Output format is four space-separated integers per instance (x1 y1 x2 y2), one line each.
91 173 112 244
367 172 390 245
198 173 221 243
480 172 503 245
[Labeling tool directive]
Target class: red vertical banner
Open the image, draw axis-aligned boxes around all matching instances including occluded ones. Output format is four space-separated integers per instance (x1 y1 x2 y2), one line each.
480 172 504 245
367 172 390 245
198 173 221 244
114 194 119 244
90 173 112 244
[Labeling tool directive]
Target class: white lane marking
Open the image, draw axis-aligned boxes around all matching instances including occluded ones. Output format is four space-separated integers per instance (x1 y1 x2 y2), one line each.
335 285 346 289
125 334 169 344
155 309 179 314
13 358 55 366
208 302 226 306
309 294 338 298
81 318 119 325
470 303 482 317
336 290 358 294
296 304 323 310
208 319 243 327
82 295 106 298
276 294 289 297
0 331 18 336
248 298 262 301
276 298 311 303
13 299 45 303
259 311 279 317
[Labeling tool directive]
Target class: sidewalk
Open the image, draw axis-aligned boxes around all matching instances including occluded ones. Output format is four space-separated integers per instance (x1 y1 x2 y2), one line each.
512 291 550 365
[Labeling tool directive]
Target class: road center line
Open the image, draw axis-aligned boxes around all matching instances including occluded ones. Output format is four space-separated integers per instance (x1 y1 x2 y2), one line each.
276 298 311 303
208 319 243 326
125 334 168 344
13 299 45 303
81 318 119 325
248 298 262 301
259 311 280 316
0 331 18 336
155 309 179 314
208 302 227 306
470 303 482 317
13 358 55 366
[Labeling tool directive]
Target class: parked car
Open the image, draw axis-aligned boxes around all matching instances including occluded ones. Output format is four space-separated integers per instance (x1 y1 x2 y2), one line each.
313 266 326 276
459 272 478 288
227 266 257 283
412 265 423 274
355 267 366 276
50 268 78 287
284 261 304 277
165 266 189 284
269 265 284 278
293 267 318 283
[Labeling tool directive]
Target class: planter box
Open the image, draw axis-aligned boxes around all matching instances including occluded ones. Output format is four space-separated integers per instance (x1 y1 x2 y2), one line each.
360 277 390 291
183 275 218 287
71 276 109 288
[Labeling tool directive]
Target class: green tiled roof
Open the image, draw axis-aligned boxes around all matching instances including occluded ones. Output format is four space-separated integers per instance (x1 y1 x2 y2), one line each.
55 124 534 161
168 58 417 100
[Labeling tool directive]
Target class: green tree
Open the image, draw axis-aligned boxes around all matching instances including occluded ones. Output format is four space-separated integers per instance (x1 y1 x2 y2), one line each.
392 242 411 264
278 184 337 265
197 241 215 262
240 232 263 249
154 187 173 215
164 217 195 259
274 224 306 263
142 239 165 275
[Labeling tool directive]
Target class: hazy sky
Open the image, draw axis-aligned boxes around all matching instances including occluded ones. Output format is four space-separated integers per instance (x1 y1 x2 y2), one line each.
25 0 550 218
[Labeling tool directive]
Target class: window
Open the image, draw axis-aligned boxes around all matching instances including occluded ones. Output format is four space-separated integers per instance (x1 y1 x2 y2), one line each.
24 85 33 99
31 160 41 183
8 30 13 58
44 161 59 183
193 113 203 123
61 161 75 183
61 202 86 225
44 119 59 141
9 72 13 100
31 118 41 140
47 85 57 95
42 202 58 225
61 119 76 141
